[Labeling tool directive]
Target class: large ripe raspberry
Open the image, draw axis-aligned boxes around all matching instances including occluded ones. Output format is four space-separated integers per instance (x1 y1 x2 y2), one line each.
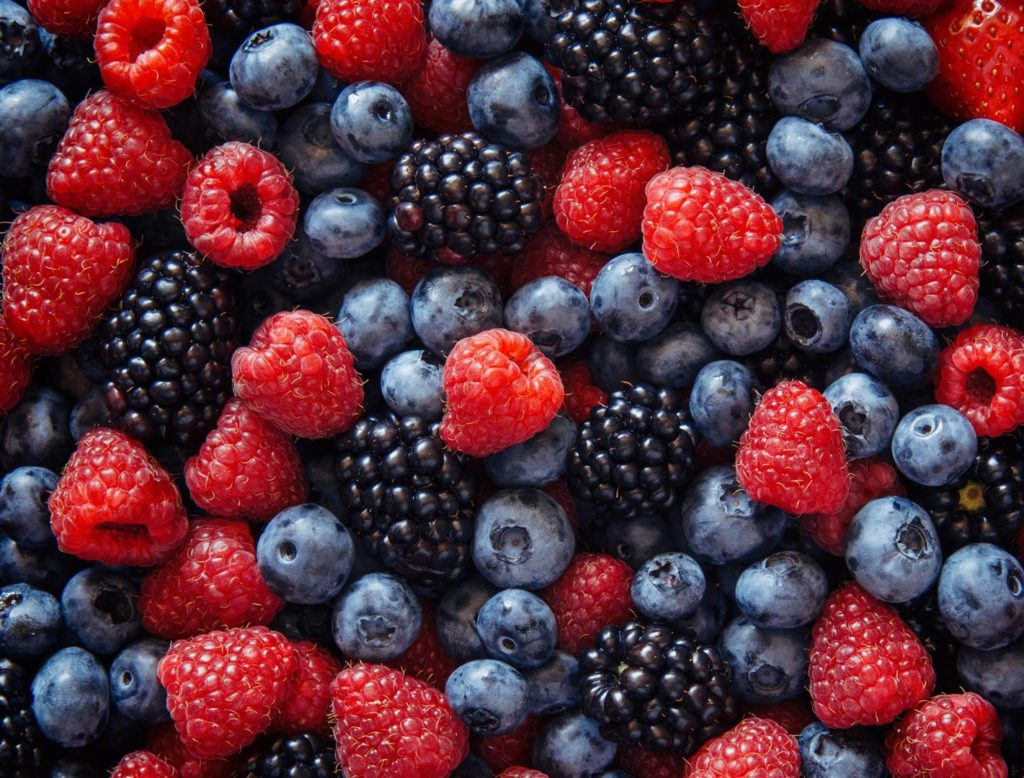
554 130 671 254
313 0 427 84
736 380 850 516
809 582 935 728
860 190 980 328
140 518 283 640
184 399 309 520
27 0 104 37
934 323 1024 438
509 222 608 299
95 0 211 110
2 205 134 356
330 663 469 778
559 360 608 426
273 641 342 736
738 0 817 53
46 90 192 217
112 751 179 778
404 38 480 133
686 717 800 778
541 552 633 655
49 428 188 566
157 626 298 759
387 603 458 691
147 723 240 778
0 316 31 415
180 142 299 270
440 328 564 457
231 310 364 439
642 165 782 283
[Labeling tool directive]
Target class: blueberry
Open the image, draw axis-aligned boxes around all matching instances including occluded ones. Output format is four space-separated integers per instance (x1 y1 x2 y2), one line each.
468 52 560 150
700 280 782 356
70 387 114 442
938 543 1024 650
0 466 58 549
197 80 278 148
335 278 413 370
0 0 40 82
958 640 1024 709
0 582 62 659
823 261 882 319
942 118 1024 210
590 253 679 343
0 535 79 593
770 190 851 276
267 230 347 302
735 551 828 629
719 617 810 704
784 279 851 354
671 579 728 643
49 756 101 778
257 503 355 605
472 488 576 589
630 552 705 621
276 103 367 195
588 335 641 393
307 68 345 103
411 265 504 357
0 79 69 177
485 413 576 488
330 81 413 164
331 572 422 661
768 38 872 131
504 276 590 358
31 647 109 748
1 386 74 471
304 188 386 259
797 722 888 778
428 0 523 59
601 514 673 570
446 659 530 735
849 304 939 392
438 576 498 663
767 117 854 196
688 360 757 448
60 567 141 656
533 711 618 778
859 18 938 93
229 23 318 111
380 349 445 419
823 372 899 458
476 588 557 668
522 0 556 43
636 322 720 389
109 638 169 724
522 650 580 715
892 404 977 487
452 755 492 778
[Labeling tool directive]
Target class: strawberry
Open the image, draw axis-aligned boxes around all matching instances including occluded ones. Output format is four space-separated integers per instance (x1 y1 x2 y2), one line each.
738 0 819 53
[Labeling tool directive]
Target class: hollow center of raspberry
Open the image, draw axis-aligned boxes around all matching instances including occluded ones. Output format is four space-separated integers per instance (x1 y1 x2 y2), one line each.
95 522 152 541
965 368 996 404
229 184 263 232
127 17 166 60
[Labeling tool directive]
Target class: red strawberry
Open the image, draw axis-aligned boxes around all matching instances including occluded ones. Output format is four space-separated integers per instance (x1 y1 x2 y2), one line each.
112 751 179 778
541 552 634 655
738 0 819 53
685 716 800 777
273 641 342 736
0 315 31 415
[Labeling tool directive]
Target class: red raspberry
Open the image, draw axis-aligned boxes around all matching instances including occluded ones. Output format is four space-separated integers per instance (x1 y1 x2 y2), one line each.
860 190 980 328
273 641 342 736
528 141 567 221
387 603 458 690
470 252 517 296
231 310 364 438
509 223 608 299
140 518 283 640
313 0 427 84
184 399 309 521
934 323 1024 437
49 428 188 566
0 316 31 415
686 716 800 778
440 328 564 457
615 745 686 778
737 0 817 53
800 457 906 556
744 699 815 735
180 142 299 270
498 769 548 778
885 692 1007 777
642 166 782 283
545 66 610 151
543 479 579 532
330 663 469 778
157 626 298 759
2 205 134 356
809 582 935 728
405 39 480 133
541 552 633 655
554 130 671 254
112 751 179 778
736 380 850 515
95 0 210 110
47 90 192 217
559 360 608 425
27 0 104 37
479 715 545 773
147 723 240 778
385 247 433 294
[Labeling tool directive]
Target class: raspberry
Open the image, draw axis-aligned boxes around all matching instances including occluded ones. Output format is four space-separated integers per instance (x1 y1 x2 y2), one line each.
231 310 364 439
2 205 134 356
554 130 671 254
140 518 284 640
313 0 427 84
737 0 817 53
509 223 608 299
528 141 567 222
385 247 434 295
95 0 211 110
330 663 469 778
0 316 31 415
404 38 480 133
387 603 458 690
184 399 309 521
934 323 1024 438
49 428 188 566
112 751 179 778
273 641 342 736
735 380 850 515
809 582 935 728
27 0 104 37
157 626 298 759
147 723 240 778
744 700 816 735
180 142 300 270
440 328 564 457
540 552 634 655
885 692 1007 777
615 745 686 778
545 65 610 151
479 715 545 773
46 90 192 217
558 360 608 425
498 769 548 778
641 165 782 283
686 717 800 778
860 190 980 328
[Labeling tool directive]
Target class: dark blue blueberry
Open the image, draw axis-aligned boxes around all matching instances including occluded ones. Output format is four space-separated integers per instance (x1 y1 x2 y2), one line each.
70 387 114 442
49 756 101 778
0 582 62 659
257 503 355 605
277 103 367 195
335 278 413 369
0 466 58 549
770 190 851 276
307 68 345 103
330 81 413 164
197 80 278 148
671 579 728 643
32 647 109 748
504 276 590 358
590 253 679 343
438 576 498 663
0 79 69 177
267 230 347 302
468 52 560 150
768 38 872 131
958 640 1024 709
767 117 854 196
523 650 579 715
700 280 781 356
411 265 503 357
735 551 828 629
938 543 1024 650
636 322 719 389
797 722 888 778
630 552 705 621
892 404 977 487
380 349 445 419
719 617 809 704
533 711 618 778
428 0 523 58
331 572 422 661
601 514 673 570
476 588 557 668
784 279 850 354
1 386 74 471
859 18 938 93
304 188 386 259
0 535 79 593
823 372 899 458
522 0 556 43
849 304 939 392
587 335 640 393
60 567 141 656
688 359 756 448
485 413 576 488
822 261 881 318
0 0 40 82
229 23 318 111
472 488 575 589
446 659 529 735
942 118 1024 210
109 638 169 724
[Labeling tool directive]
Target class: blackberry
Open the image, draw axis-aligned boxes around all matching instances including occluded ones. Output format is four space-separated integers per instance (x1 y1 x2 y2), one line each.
0 657 46 775
386 131 545 261
100 250 242 449
578 620 739 752
977 203 1024 330
545 0 719 125
203 0 300 35
746 333 831 390
810 0 877 46
243 732 337 778
895 591 958 694
334 413 478 595
567 384 699 521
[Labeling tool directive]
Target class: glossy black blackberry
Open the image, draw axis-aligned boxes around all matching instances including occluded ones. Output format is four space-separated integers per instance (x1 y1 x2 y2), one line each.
978 203 1024 330
243 732 337 778
810 0 877 46
578 620 739 752
567 384 699 521
203 0 300 35
0 657 46 775
270 603 335 651
334 413 478 595
387 131 545 261
546 0 720 125
746 333 831 390
895 591 958 694
100 249 242 449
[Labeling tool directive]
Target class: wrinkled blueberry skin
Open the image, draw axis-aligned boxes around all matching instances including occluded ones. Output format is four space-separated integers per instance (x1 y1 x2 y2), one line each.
60 567 142 656
859 18 938 93
823 372 899 458
411 265 504 357
446 658 530 735
485 413 576 489
689 360 756 448
468 52 560 150
591 253 679 343
331 572 422 661
700 280 782 357
109 638 170 725
891 404 977 487
533 711 618 778
32 647 110 748
767 117 855 196
630 551 706 621
770 191 850 276
719 616 810 704
849 305 939 392
798 722 889 778
735 551 828 629
939 543 1024 651
942 118 1024 210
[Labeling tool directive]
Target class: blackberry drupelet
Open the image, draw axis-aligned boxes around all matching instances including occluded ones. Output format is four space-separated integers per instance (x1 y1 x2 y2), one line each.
100 249 242 449
243 732 337 778
578 620 739 753
567 383 699 521
746 333 831 390
334 413 478 595
203 0 300 35
545 0 719 125
978 203 1024 330
386 132 545 261
896 592 958 694
0 657 46 775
